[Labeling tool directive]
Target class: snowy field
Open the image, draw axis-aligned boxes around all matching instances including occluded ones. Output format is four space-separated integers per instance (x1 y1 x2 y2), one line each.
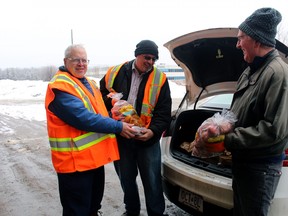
0 78 185 123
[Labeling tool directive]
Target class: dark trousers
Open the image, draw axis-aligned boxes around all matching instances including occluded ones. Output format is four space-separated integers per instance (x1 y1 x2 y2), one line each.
114 141 165 216
232 161 282 216
57 166 104 216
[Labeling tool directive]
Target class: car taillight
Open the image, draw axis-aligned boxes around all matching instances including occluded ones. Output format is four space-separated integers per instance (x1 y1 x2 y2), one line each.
283 149 288 167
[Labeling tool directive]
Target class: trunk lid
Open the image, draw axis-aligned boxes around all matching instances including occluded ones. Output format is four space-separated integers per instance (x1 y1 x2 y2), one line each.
164 28 288 107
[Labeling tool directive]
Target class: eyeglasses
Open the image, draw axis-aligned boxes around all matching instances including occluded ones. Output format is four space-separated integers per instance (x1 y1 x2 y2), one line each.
67 58 90 65
143 55 157 62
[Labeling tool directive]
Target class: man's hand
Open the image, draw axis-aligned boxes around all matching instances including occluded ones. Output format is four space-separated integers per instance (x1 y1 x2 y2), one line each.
134 128 154 141
120 122 137 139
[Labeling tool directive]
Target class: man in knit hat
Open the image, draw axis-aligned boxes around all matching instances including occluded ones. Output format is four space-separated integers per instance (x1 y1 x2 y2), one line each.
223 7 288 216
100 40 171 216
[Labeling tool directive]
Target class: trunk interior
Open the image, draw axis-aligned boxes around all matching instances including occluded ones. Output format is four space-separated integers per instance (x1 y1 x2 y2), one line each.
170 109 232 178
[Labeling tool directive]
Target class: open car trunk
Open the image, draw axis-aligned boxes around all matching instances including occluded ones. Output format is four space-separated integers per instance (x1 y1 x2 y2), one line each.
169 109 233 178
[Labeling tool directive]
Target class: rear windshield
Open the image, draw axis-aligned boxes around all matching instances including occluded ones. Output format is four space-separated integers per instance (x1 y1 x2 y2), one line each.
198 94 233 109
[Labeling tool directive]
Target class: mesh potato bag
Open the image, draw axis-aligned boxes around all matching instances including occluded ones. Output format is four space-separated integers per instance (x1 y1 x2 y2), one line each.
191 109 237 158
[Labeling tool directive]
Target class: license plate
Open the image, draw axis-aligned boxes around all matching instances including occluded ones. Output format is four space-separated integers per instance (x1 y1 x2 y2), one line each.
178 188 203 212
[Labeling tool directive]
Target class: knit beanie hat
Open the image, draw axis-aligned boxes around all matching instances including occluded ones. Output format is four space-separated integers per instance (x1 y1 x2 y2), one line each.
134 40 159 59
239 7 282 47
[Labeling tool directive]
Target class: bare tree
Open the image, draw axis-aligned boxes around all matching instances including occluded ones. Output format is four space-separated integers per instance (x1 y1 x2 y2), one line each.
277 21 288 46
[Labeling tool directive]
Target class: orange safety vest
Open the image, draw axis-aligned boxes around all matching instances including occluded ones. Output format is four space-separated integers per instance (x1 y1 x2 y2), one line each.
105 62 166 127
45 71 119 173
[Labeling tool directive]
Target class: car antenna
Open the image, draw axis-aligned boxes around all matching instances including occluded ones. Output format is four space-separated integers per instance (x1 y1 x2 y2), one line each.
71 29 74 45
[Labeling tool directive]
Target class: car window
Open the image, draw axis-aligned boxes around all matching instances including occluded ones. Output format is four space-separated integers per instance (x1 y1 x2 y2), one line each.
198 94 233 109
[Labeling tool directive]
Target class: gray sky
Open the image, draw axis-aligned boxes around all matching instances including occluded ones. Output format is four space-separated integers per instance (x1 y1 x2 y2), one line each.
1 0 287 69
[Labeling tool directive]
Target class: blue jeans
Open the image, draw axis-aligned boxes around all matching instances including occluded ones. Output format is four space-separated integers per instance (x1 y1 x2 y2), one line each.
232 161 282 216
114 140 165 216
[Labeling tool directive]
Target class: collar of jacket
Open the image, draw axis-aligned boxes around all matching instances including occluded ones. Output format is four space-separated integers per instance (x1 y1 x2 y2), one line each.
248 49 274 74
237 50 279 91
59 65 68 72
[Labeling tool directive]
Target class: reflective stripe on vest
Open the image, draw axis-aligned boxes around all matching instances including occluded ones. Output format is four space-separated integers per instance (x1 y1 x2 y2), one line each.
49 132 116 151
141 66 164 117
51 74 94 112
105 63 126 92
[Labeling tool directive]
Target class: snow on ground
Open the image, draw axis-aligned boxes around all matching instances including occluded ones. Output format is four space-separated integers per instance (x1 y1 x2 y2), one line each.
0 78 185 124
0 79 48 100
0 79 48 123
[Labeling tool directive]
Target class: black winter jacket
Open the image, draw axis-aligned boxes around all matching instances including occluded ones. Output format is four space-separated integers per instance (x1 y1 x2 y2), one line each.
100 60 172 146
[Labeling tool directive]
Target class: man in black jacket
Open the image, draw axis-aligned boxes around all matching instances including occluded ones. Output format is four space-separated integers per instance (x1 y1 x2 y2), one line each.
100 40 171 216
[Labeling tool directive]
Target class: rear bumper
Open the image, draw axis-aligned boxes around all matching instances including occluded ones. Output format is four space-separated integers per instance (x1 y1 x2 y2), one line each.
161 154 234 213
162 176 233 216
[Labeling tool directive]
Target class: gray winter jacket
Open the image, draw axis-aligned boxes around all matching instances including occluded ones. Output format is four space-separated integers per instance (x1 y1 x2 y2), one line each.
225 50 288 161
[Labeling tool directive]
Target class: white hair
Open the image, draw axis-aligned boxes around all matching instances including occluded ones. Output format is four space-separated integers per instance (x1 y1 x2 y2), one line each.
64 44 86 58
